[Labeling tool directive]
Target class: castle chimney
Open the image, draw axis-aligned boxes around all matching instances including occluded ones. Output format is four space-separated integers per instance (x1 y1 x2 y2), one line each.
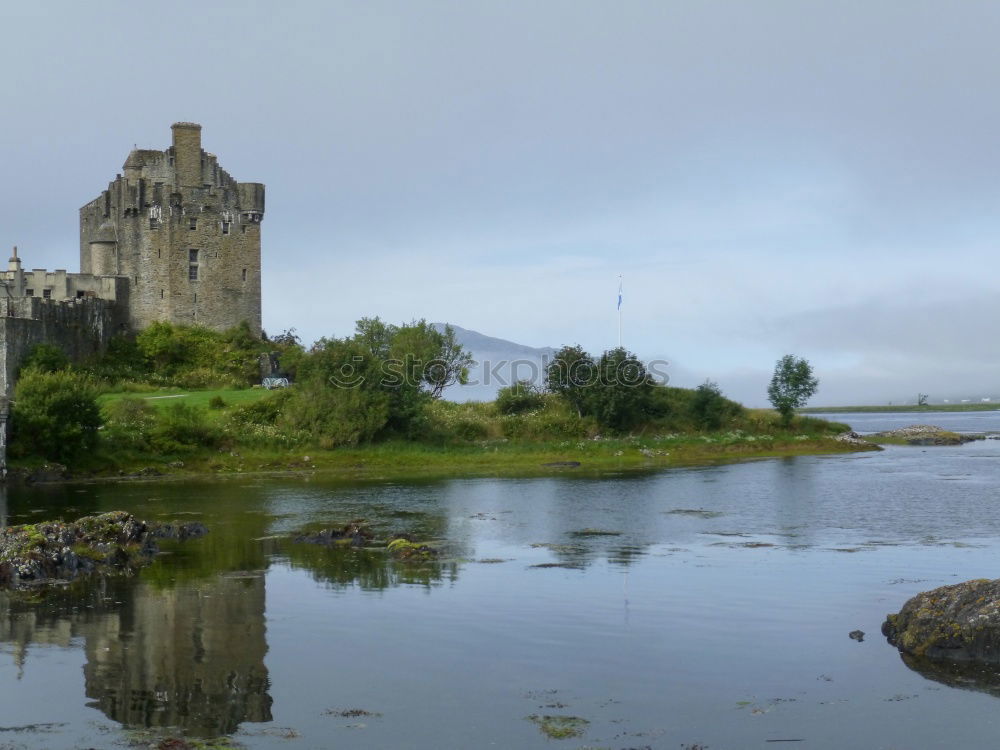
8 246 20 272
171 122 202 187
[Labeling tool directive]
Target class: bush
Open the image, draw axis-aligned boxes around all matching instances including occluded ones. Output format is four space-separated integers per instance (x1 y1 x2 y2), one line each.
102 397 157 451
208 395 227 410
10 370 102 460
496 380 545 415
281 382 390 448
690 380 743 431
230 389 292 426
151 404 221 453
20 344 69 374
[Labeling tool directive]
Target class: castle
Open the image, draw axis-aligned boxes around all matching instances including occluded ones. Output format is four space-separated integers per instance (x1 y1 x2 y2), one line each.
0 123 264 396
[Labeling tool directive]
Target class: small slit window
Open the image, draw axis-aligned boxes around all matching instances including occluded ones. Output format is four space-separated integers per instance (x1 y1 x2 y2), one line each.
242 268 247 281
160 289 164 299
222 221 231 235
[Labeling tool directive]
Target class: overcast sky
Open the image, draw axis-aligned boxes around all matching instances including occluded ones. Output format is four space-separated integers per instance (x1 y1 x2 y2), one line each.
3 1 1000 406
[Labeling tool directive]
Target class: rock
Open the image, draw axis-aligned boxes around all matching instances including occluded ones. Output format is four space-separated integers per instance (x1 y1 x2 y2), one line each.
541 461 581 468
293 520 373 548
0 511 208 589
26 463 68 483
849 630 865 642
882 578 1000 662
835 430 868 445
870 425 982 446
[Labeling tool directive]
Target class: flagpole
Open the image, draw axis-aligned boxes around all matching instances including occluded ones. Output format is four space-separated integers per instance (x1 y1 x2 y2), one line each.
617 275 622 348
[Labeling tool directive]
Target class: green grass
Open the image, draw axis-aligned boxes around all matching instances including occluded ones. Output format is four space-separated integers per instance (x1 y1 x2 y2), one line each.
801 403 1000 413
24 431 874 484
98 387 273 411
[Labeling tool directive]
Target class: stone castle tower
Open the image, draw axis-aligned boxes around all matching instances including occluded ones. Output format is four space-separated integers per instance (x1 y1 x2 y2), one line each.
78 122 264 334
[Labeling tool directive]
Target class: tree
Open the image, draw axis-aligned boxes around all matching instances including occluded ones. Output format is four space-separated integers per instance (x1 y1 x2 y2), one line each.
546 345 660 431
767 355 819 425
545 345 596 417
588 347 659 432
10 369 102 460
424 324 475 398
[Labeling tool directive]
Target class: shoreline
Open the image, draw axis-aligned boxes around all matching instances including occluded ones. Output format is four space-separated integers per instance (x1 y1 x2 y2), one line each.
802 404 1000 414
7 436 877 487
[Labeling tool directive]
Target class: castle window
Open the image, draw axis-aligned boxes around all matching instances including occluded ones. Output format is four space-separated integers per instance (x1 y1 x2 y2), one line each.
194 293 198 303
160 289 164 299
189 217 197 230
42 289 51 299
25 289 33 297
189 249 199 263
242 268 247 281
158 249 161 259
77 291 85 299
222 221 231 235
189 265 198 280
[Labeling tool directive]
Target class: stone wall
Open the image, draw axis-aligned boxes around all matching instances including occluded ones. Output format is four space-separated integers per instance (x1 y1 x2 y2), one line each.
0 295 127 396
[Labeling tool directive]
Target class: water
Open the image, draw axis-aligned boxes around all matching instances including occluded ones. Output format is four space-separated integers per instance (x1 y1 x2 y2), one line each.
811 409 1000 434
4 416 1000 748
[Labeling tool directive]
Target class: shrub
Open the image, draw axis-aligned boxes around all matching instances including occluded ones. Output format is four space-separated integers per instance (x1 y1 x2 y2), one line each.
690 380 743 431
496 380 545 415
151 404 221 453
208 395 227 410
102 397 157 451
230 389 292 426
10 370 102 460
20 344 69 374
281 382 390 447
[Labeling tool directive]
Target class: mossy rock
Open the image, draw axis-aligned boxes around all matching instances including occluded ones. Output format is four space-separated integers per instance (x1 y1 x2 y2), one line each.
883 578 1000 662
526 714 589 739
0 511 206 590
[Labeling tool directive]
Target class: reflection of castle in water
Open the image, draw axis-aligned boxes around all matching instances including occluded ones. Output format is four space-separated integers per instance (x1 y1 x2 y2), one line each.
0 571 271 737
83 574 272 736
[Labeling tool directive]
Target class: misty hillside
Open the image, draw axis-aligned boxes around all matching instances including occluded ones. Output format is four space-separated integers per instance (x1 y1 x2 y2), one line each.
432 323 556 401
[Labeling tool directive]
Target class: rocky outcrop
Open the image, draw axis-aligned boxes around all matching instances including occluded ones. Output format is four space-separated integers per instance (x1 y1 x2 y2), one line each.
0 511 207 589
882 579 1000 662
292 520 373 548
870 425 983 446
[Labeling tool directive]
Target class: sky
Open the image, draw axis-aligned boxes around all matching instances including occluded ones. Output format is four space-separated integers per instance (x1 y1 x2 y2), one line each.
2 0 1000 407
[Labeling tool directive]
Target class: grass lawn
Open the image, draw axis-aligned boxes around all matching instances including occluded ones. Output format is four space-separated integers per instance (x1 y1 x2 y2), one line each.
98 387 274 411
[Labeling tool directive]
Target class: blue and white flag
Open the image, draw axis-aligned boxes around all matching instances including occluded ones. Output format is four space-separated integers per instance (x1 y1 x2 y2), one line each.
617 278 623 310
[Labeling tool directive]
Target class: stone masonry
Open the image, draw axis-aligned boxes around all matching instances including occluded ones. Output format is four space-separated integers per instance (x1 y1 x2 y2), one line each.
0 124 265 471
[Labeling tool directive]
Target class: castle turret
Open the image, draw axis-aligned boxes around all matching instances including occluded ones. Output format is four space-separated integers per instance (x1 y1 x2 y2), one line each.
171 122 203 188
89 222 118 276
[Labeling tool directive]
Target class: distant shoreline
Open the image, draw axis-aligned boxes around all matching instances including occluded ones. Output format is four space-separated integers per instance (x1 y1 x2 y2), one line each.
801 403 1000 414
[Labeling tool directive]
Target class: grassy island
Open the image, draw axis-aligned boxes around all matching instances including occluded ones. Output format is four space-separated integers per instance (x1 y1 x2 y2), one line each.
5 321 868 483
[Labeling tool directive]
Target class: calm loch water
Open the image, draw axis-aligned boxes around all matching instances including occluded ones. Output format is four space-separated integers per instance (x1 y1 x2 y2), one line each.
5 417 1000 748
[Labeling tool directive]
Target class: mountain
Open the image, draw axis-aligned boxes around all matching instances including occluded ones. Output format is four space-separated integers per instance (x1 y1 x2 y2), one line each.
432 323 556 401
